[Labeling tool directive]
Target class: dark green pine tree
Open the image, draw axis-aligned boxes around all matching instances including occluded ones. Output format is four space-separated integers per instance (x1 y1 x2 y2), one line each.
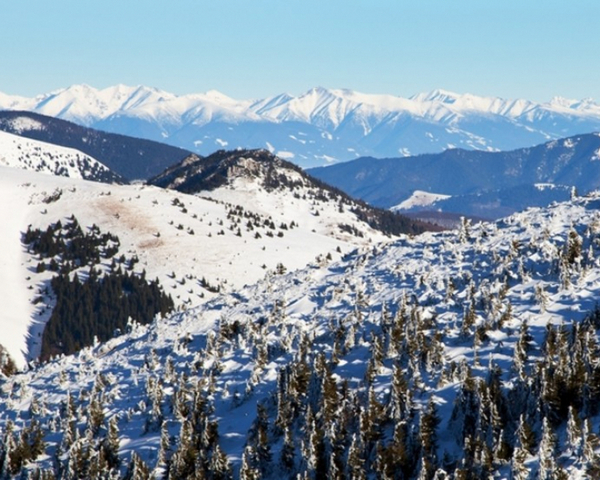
102 416 120 470
208 444 232 480
280 426 295 472
516 414 537 455
168 419 196 479
124 451 151 480
420 398 441 467
346 434 366 480
254 404 272 474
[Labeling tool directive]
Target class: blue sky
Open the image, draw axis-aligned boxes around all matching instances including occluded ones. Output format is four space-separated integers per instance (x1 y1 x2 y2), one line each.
2 1 599 101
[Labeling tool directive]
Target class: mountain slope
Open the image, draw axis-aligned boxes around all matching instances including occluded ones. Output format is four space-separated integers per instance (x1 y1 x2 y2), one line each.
308 132 600 218
148 148 435 237
0 162 407 368
0 111 193 180
0 189 599 477
3 85 600 168
0 130 122 183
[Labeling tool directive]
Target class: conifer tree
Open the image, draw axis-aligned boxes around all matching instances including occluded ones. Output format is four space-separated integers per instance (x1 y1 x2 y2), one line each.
169 419 196 479
512 321 532 381
88 447 110 480
0 420 15 477
87 391 105 436
493 429 512 464
389 363 413 421
583 419 600 476
509 447 529 480
538 417 558 480
65 438 90 480
103 416 120 469
319 363 339 425
362 386 384 445
239 445 260 480
62 419 78 452
516 414 536 455
208 444 232 480
280 426 295 472
566 406 583 456
254 403 272 472
420 398 441 467
156 420 171 470
125 451 151 480
346 434 365 480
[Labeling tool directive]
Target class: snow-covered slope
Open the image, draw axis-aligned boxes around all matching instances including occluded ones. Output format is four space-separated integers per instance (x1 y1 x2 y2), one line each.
0 111 193 181
391 190 452 211
1 189 600 477
0 130 121 182
3 85 600 168
0 164 398 368
148 148 433 239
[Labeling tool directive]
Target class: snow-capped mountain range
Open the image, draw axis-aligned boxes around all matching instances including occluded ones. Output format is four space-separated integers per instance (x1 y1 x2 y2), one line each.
3 84 600 167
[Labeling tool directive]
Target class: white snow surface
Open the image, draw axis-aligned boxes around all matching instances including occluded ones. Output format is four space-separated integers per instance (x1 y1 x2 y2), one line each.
0 130 112 179
0 165 388 367
4 84 600 169
392 190 452 210
1 188 600 476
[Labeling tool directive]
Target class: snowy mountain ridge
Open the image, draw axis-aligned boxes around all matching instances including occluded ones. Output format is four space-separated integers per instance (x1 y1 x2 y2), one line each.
4 85 600 167
309 132 600 220
147 148 433 239
1 185 600 477
0 130 121 183
8 84 600 126
0 111 193 181
0 159 409 369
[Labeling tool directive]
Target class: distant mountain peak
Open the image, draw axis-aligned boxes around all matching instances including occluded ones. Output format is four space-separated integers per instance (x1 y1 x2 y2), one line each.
3 84 600 168
548 95 600 112
309 131 600 220
410 88 463 103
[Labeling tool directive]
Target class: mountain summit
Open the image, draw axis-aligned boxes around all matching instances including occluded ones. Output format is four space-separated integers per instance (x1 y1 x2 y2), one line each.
149 148 435 237
3 85 600 167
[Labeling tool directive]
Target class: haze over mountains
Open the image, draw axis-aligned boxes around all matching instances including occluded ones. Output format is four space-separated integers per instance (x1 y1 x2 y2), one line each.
3 84 600 167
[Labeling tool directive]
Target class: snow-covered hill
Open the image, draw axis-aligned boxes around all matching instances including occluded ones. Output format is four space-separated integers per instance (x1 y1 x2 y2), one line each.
3 84 600 168
391 190 452 211
148 148 432 238
1 187 600 477
0 130 121 183
0 111 192 180
0 162 403 368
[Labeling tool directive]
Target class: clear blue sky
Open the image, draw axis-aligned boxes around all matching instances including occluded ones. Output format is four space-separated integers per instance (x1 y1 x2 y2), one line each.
2 0 599 102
